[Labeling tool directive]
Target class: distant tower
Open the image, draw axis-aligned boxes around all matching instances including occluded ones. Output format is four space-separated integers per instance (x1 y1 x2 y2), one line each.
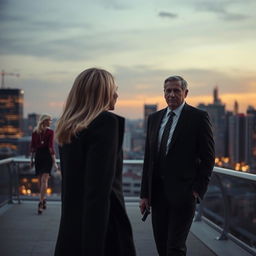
234 100 239 115
213 86 221 104
144 104 157 132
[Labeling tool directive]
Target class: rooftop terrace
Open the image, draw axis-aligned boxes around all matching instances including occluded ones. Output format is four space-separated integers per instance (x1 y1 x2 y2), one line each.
0 200 254 256
0 158 256 255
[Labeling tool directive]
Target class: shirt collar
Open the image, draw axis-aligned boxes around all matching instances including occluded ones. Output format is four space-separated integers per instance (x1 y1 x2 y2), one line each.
166 101 185 118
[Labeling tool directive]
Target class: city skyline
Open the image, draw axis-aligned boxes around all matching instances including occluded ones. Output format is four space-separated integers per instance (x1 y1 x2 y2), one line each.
1 0 256 118
11 85 256 120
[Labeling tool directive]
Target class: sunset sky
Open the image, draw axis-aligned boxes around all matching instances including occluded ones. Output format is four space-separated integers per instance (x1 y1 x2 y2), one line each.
1 0 256 119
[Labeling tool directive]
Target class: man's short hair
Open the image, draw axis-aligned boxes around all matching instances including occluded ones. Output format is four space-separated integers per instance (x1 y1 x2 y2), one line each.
164 76 188 90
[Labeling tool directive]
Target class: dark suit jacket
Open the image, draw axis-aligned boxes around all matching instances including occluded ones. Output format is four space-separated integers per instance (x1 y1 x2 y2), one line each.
55 111 136 256
140 103 215 204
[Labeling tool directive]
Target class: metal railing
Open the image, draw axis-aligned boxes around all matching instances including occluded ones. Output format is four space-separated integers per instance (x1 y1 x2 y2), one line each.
0 157 256 255
195 167 256 255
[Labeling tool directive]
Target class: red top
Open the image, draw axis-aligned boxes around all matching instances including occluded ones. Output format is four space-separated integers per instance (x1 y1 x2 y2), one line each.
30 128 55 154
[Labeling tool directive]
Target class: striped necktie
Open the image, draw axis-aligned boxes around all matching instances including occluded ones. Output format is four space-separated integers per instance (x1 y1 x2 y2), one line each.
158 111 175 158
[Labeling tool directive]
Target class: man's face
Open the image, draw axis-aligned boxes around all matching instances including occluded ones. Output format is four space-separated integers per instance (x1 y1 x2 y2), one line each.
164 80 188 110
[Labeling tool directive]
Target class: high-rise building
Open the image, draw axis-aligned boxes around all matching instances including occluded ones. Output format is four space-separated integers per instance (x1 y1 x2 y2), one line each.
234 100 239 115
245 106 256 172
198 87 226 157
144 104 157 132
0 88 24 153
123 130 132 152
228 114 246 164
23 113 40 136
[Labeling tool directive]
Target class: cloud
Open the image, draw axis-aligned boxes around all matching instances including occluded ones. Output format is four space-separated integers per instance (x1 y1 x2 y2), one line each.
14 65 256 119
113 66 256 99
221 13 248 21
194 1 250 21
93 0 133 10
158 12 178 19
0 28 134 61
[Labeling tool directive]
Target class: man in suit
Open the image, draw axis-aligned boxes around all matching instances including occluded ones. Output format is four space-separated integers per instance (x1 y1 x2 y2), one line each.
140 75 215 256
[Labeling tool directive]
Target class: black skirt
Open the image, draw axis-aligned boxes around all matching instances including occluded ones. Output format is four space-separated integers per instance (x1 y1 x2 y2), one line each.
35 147 53 175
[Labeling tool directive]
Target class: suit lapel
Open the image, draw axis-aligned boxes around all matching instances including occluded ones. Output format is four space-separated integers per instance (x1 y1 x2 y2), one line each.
167 103 191 153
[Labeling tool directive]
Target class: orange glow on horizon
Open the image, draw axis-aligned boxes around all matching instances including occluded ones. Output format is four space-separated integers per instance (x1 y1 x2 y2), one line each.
115 92 256 118
38 92 256 119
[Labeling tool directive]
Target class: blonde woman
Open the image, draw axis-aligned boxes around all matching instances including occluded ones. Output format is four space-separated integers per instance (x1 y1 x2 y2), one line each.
54 68 136 256
30 114 58 214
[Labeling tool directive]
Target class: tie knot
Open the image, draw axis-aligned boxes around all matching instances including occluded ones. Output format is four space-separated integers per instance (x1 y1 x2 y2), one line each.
168 111 175 117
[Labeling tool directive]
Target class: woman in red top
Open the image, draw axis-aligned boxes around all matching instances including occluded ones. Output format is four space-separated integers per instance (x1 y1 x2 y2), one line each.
30 114 58 214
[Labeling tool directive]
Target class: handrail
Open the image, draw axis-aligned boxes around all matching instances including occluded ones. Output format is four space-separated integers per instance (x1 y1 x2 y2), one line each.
214 166 256 181
0 157 13 165
1 157 255 181
0 157 256 255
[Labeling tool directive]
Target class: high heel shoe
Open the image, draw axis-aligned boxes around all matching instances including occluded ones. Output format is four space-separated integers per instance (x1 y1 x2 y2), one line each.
38 202 43 215
42 199 47 210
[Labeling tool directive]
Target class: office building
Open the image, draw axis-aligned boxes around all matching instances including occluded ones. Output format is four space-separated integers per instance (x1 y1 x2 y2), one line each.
245 106 256 172
198 87 226 157
23 113 40 136
228 114 246 164
144 104 157 132
0 88 24 154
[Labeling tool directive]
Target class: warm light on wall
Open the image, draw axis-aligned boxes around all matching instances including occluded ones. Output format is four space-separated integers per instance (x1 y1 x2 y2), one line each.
0 143 17 150
5 114 19 121
235 163 240 171
223 157 229 163
241 165 249 172
46 188 52 195
234 162 250 172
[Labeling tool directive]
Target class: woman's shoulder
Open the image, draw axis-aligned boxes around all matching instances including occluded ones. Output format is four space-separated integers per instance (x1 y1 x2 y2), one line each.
93 111 124 125
31 130 37 137
83 112 123 136
46 128 54 134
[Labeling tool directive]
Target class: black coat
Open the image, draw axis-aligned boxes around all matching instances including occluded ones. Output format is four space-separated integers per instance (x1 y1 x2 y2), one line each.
55 111 136 256
140 103 215 204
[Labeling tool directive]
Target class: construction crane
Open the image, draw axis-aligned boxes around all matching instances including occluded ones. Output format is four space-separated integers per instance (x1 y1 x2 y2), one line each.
1 70 20 88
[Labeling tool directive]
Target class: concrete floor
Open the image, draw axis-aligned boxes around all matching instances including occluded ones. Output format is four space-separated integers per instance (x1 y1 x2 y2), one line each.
0 201 216 256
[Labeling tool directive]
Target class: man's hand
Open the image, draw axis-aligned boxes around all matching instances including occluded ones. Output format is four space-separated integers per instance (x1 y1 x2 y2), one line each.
54 162 59 171
193 191 199 199
30 160 34 168
139 198 150 214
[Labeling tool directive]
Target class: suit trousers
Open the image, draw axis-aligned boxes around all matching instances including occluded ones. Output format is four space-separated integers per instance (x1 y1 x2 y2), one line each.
151 177 196 256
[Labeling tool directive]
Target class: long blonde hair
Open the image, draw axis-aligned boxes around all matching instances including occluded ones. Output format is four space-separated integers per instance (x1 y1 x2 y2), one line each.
33 114 52 133
55 68 116 145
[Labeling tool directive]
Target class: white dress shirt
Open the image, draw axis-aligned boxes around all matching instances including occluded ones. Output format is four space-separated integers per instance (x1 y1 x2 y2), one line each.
158 102 185 153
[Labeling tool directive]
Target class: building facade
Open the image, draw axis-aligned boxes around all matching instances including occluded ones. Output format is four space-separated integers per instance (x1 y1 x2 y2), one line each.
0 88 24 155
198 87 226 158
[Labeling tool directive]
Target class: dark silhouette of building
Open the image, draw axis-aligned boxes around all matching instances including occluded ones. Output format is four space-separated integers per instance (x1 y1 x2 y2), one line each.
23 113 40 136
228 113 246 165
245 106 256 172
144 104 157 133
198 87 226 158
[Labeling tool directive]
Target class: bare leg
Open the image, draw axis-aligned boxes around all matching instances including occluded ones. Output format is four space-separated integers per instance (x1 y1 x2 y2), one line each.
40 173 49 202
38 174 42 193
